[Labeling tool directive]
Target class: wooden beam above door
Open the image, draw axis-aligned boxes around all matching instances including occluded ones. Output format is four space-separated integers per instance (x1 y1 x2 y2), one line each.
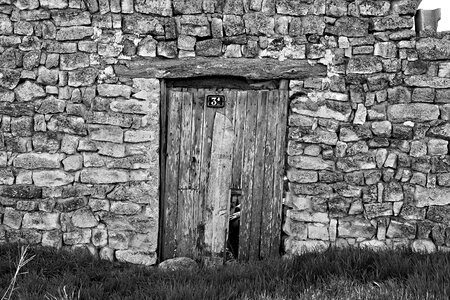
114 58 327 80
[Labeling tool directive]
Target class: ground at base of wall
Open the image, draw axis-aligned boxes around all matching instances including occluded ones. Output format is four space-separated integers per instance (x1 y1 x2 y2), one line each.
1 243 449 300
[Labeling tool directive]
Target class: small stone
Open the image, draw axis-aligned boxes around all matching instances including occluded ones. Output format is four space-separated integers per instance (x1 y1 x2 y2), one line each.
411 239 436 253
428 139 448 156
62 155 83 171
98 84 132 98
157 41 177 58
42 231 62 248
116 250 156 265
196 39 222 57
374 42 397 58
63 229 91 244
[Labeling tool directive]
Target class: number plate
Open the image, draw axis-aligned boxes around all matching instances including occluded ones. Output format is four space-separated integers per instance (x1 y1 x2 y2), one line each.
206 95 225 108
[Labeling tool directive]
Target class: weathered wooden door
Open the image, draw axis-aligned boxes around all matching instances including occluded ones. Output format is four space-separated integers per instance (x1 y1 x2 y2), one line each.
160 81 288 262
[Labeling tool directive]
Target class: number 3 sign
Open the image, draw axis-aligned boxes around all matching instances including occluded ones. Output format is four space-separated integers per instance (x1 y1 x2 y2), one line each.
206 95 225 108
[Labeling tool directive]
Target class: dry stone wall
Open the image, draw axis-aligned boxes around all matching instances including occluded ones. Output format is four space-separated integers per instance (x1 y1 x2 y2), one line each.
0 0 450 264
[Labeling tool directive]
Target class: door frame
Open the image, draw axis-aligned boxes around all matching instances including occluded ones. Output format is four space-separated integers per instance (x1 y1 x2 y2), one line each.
157 78 290 262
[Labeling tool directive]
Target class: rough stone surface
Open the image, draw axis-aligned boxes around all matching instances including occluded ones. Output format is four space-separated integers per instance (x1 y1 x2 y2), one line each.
159 257 198 271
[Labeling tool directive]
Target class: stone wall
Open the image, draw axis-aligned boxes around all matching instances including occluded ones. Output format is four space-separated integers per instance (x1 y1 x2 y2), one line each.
1 0 450 264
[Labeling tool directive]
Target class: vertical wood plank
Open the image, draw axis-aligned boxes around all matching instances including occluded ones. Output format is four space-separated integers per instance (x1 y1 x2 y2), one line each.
231 91 247 190
238 90 258 261
248 91 268 261
158 80 167 261
176 91 194 258
198 89 215 257
162 90 182 259
260 90 277 259
205 113 234 261
270 89 288 257
191 88 205 258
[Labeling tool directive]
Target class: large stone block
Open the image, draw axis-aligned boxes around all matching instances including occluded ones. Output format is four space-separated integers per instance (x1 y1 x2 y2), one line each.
47 115 87 135
347 56 383 74
97 84 132 98
371 16 413 31
386 219 416 239
427 123 450 140
60 53 90 70
135 0 172 16
411 239 436 253
291 98 351 122
80 168 129 184
325 17 368 37
287 209 329 223
122 14 164 35
178 15 210 37
196 39 223 57
116 250 157 265
387 104 439 122
337 153 376 173
297 129 338 146
56 27 94 41
36 96 65 114
285 239 329 255
68 68 98 87
63 229 91 245
364 202 392 219
417 38 450 61
107 182 157 204
22 212 60 230
288 155 334 170
405 76 450 89
72 208 98 228
33 170 74 187
426 206 450 224
338 217 376 238
0 68 20 90
89 125 123 143
51 10 91 26
110 99 150 115
359 1 390 16
15 81 45 101
14 153 62 169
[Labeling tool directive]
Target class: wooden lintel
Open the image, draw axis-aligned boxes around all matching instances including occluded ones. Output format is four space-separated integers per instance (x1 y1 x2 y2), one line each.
114 58 327 80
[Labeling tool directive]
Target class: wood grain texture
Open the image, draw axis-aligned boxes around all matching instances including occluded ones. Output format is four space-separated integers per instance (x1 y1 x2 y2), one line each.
205 113 234 257
162 90 182 260
114 58 327 80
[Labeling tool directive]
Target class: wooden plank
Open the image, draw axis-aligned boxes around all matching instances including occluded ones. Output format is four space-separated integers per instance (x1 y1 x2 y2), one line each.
176 91 194 258
259 90 277 259
114 58 328 80
176 189 195 258
162 90 182 260
178 90 193 189
189 88 204 190
204 113 234 261
158 80 167 261
231 91 247 190
248 91 268 261
198 89 215 257
238 90 258 261
224 89 236 129
270 89 288 257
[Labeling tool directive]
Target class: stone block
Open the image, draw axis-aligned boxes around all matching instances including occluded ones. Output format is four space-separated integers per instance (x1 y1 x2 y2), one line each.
386 220 416 239
196 39 222 57
72 208 98 228
285 239 329 255
417 38 450 61
11 117 33 137
107 182 157 204
337 153 376 173
62 155 83 171
288 155 334 170
22 212 60 230
135 0 172 16
371 16 413 31
109 99 151 115
15 81 45 102
3 208 24 229
36 96 65 114
110 202 141 215
97 84 132 98
290 183 332 196
359 1 390 16
89 125 123 143
243 13 275 36
388 86 411 104
47 115 87 135
51 10 90 27
325 16 368 37
33 170 74 187
157 41 177 59
428 123 450 140
178 15 210 37
364 202 392 219
14 153 62 169
56 26 94 41
405 76 450 89
347 56 383 74
427 206 450 224
68 68 97 87
307 223 329 240
387 104 439 123
338 217 376 238
42 230 62 248
80 168 129 184
63 229 91 245
291 98 351 122
287 169 318 184
428 139 448 156
116 250 156 265
411 239 436 253
371 121 391 137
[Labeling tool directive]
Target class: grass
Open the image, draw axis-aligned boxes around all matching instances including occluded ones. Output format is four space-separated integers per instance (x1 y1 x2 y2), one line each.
1 244 450 300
